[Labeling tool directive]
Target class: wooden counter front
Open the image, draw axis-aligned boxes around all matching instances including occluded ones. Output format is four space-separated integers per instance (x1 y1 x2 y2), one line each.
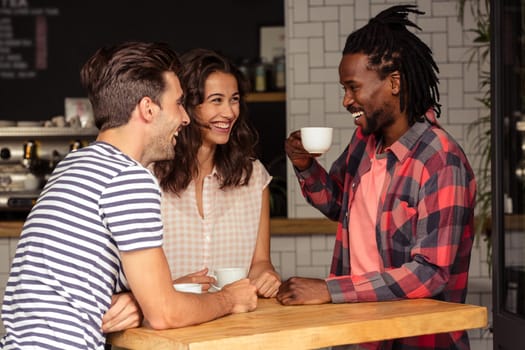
270 217 337 234
108 298 487 350
0 221 23 238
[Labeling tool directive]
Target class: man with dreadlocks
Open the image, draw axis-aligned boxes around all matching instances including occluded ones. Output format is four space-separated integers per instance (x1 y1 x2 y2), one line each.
277 5 476 349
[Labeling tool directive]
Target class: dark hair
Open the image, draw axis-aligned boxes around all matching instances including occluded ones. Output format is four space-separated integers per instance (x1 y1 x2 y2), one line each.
343 5 440 124
154 48 258 194
80 41 180 131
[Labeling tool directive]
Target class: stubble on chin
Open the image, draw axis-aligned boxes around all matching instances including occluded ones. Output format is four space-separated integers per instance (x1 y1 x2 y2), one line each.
360 108 394 136
148 146 176 167
164 146 176 162
360 116 375 136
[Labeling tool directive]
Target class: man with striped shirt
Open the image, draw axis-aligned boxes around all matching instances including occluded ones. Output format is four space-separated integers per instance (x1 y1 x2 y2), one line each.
1 41 257 350
277 6 476 350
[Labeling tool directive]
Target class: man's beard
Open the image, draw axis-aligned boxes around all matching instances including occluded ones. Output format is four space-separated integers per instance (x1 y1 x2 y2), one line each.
361 108 394 136
361 110 379 136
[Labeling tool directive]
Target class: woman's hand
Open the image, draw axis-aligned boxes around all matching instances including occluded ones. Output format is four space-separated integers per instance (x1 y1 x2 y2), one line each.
172 268 216 291
251 270 282 298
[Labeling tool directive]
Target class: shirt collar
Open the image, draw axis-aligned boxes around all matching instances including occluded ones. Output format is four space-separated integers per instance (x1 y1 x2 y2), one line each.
210 166 220 178
385 109 439 162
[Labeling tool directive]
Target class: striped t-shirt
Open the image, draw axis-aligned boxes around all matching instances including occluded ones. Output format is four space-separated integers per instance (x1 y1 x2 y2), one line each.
1 142 163 350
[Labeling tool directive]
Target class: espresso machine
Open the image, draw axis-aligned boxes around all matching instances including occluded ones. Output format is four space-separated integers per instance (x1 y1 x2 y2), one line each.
0 125 98 220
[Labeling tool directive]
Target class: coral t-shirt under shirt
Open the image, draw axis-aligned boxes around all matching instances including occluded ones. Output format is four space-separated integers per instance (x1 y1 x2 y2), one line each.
348 151 387 275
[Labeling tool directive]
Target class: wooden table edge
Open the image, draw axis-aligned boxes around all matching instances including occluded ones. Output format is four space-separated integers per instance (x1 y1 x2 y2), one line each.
108 300 487 350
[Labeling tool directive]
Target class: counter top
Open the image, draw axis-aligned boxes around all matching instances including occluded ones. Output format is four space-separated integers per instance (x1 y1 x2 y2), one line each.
0 221 25 238
108 297 487 350
0 218 338 238
270 217 337 234
3 214 521 238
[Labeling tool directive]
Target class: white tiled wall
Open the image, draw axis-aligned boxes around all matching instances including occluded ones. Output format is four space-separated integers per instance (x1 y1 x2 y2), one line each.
271 234 334 280
282 0 492 349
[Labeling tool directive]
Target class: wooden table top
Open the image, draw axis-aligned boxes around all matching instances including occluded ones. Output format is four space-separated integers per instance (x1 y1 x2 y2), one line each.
107 298 487 350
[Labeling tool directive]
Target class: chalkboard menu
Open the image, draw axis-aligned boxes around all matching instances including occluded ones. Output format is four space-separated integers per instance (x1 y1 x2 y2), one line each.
0 0 284 121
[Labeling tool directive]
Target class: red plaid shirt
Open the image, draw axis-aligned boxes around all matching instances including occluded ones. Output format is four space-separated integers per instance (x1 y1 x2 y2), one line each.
295 111 476 350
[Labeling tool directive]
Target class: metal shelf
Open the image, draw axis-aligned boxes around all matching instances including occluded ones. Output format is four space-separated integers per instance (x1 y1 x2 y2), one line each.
0 127 98 138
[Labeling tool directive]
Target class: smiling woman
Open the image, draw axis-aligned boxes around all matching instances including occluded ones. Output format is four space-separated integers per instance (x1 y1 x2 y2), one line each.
153 48 282 299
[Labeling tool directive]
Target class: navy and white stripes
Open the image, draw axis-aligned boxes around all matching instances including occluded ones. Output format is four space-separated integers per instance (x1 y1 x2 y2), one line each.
1 142 163 349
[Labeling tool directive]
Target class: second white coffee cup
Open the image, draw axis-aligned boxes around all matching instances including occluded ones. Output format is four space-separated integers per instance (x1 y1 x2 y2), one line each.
212 267 247 289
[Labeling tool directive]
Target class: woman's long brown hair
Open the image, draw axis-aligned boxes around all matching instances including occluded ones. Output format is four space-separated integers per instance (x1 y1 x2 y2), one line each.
154 48 258 195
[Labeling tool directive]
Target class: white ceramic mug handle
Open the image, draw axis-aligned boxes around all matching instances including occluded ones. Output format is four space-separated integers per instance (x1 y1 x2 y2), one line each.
209 274 221 290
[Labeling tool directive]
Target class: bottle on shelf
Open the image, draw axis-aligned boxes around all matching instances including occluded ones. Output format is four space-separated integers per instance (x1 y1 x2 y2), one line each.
254 57 267 92
273 48 285 91
22 140 37 169
237 58 253 91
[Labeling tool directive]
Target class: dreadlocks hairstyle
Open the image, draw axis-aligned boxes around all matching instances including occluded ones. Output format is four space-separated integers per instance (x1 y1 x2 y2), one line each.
342 5 441 124
154 48 258 195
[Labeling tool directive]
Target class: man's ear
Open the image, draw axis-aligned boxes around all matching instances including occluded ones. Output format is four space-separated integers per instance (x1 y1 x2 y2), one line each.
138 96 155 122
390 72 401 95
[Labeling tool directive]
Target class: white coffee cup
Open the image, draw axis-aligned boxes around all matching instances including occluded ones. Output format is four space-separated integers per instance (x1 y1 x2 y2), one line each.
173 283 202 294
212 267 247 289
300 127 333 154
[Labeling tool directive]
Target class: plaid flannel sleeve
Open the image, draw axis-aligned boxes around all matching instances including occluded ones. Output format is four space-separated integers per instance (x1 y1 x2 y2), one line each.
294 148 349 221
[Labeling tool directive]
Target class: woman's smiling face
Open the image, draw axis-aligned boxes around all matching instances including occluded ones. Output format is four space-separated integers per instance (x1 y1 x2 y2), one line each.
195 71 240 147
